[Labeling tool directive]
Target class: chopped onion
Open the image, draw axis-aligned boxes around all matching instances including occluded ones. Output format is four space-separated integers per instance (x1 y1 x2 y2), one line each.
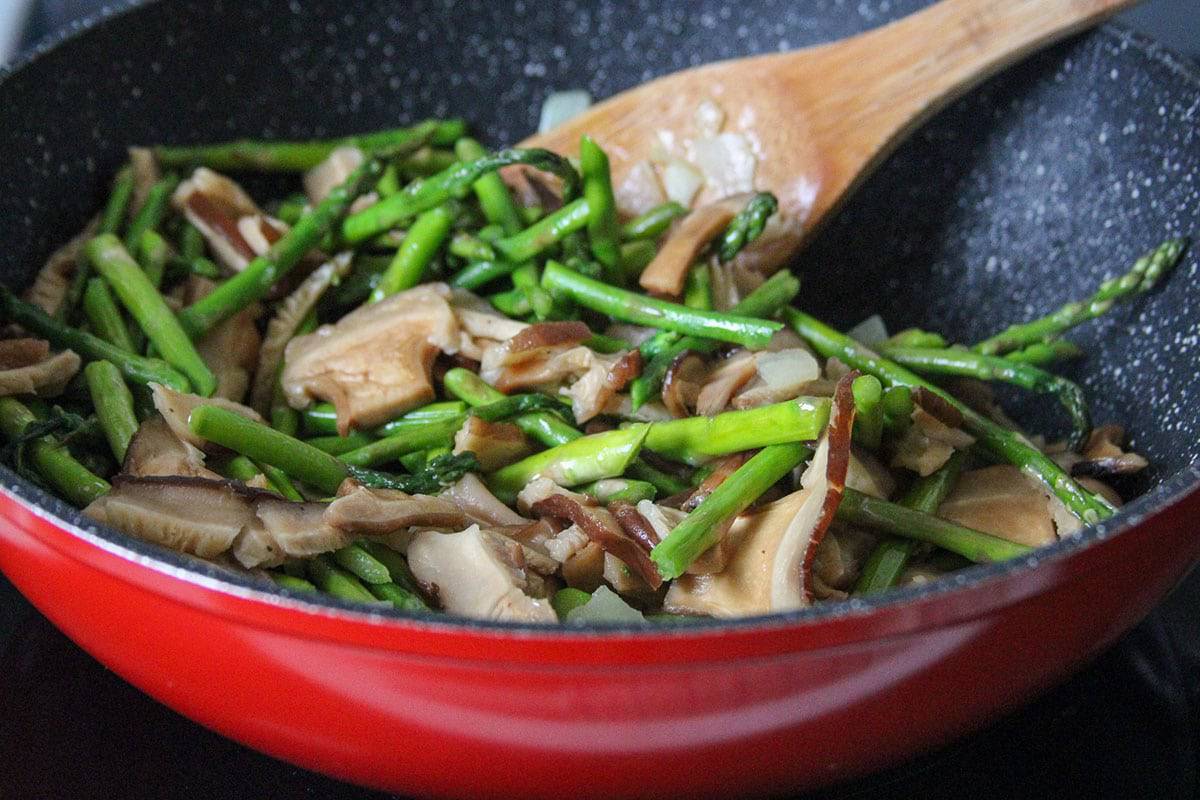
847 314 889 348
615 160 667 217
538 90 593 134
690 132 756 198
694 98 726 138
756 349 820 388
565 585 645 623
661 158 704 206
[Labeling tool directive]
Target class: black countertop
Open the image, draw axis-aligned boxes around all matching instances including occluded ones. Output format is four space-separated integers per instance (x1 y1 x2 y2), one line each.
3 2 1200 798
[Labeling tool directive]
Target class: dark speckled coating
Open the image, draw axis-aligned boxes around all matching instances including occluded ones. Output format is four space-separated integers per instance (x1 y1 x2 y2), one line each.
0 0 1198 629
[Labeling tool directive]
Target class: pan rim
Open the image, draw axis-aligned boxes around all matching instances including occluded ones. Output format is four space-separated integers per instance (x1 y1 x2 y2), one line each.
1 2 1198 642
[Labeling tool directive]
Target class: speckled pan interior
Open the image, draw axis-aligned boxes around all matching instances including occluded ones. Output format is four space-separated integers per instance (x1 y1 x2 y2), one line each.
0 0 1197 631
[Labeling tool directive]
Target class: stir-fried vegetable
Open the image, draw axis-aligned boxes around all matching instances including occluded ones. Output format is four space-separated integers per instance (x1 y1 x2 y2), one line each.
1 116 1178 623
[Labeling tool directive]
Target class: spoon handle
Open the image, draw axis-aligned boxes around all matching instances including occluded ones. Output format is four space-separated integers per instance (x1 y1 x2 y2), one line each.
801 0 1136 149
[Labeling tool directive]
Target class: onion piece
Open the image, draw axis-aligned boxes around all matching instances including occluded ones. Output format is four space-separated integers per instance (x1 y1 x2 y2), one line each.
538 90 592 134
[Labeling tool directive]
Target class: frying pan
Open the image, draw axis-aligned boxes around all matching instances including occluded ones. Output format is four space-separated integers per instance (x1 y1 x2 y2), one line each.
1 1 1198 797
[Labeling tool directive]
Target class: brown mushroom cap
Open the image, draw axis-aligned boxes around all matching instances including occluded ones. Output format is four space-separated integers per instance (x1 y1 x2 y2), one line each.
661 350 709 419
325 485 467 534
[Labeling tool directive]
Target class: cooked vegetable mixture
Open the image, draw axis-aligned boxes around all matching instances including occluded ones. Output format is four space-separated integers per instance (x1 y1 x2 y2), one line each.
0 114 1183 623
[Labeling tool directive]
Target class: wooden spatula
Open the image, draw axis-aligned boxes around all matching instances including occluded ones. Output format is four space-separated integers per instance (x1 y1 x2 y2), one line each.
523 0 1135 264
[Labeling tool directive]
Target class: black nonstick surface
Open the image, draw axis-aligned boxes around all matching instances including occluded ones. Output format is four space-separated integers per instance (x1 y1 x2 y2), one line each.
1 1 1199 797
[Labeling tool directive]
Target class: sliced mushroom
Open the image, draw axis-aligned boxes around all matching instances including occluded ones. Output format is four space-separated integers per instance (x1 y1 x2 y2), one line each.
236 214 288 257
543 523 591 563
440 473 529 527
681 452 752 512
253 496 350 560
730 348 821 409
173 168 263 272
1068 424 1149 480
122 416 219 479
304 146 365 205
0 338 49 369
479 321 592 390
565 348 642 424
891 406 975 477
24 218 98 315
282 283 460 434
938 465 1067 547
638 194 750 297
407 525 557 622
695 350 759 415
608 501 661 553
84 475 263 560
249 252 353 413
0 347 80 397
325 485 467 534
561 540 606 591
150 382 264 450
451 416 532 472
661 350 709 418
515 476 581 514
182 276 263 402
846 446 896 500
451 288 530 356
531 493 662 590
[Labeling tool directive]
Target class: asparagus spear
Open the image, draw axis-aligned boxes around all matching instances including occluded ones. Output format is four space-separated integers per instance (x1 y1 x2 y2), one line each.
683 264 713 310
301 399 465 437
836 488 1031 563
99 165 135 236
488 426 650 503
258 461 304 501
786 308 1112 522
1004 340 1084 366
454 137 523 235
368 581 429 611
190 406 475 495
81 278 136 352
579 136 621 277
651 442 808 579
360 540 427 597
620 202 687 241
178 222 205 260
552 587 592 619
270 573 317 592
86 235 217 396
304 432 374 455
881 385 914 437
306 554 378 603
643 397 830 465
189 405 350 494
442 368 578 448
717 192 778 262
851 375 884 450
974 238 1188 355
541 261 781 348
337 415 464 468
0 286 191 391
854 450 967 594
882 345 1091 450
369 203 455 301
619 240 657 280
122 174 179 253
83 360 138 463
340 148 580 244
178 153 386 338
0 397 110 506
450 259 520 290
448 232 496 262
137 229 173 289
578 478 658 504
153 119 463 171
494 199 591 263
333 543 392 584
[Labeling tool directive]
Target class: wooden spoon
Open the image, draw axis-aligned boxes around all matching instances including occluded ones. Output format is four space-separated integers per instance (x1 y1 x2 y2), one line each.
523 0 1135 266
